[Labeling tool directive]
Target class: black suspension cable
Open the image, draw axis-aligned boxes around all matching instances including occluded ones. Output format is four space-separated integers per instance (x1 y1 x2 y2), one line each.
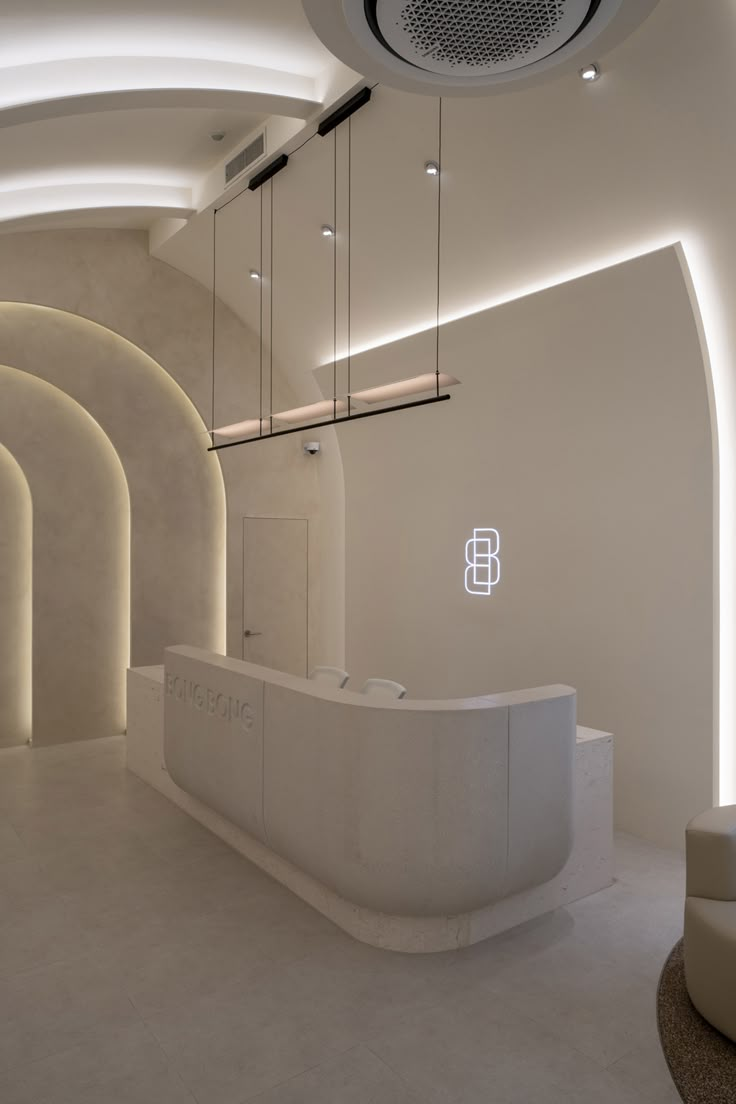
333 126 338 419
436 96 442 399
270 177 274 432
211 208 217 444
347 115 352 416
259 187 264 433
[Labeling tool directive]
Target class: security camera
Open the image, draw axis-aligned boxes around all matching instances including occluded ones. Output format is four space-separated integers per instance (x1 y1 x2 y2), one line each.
303 441 321 456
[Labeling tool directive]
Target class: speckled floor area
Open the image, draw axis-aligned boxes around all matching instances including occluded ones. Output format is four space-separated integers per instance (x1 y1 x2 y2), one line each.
658 940 736 1103
0 734 684 1103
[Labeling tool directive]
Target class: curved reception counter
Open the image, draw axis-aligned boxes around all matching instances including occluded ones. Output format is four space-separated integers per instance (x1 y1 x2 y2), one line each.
126 646 614 951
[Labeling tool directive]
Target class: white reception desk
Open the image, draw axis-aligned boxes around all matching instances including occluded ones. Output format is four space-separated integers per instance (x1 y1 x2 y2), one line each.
126 646 613 951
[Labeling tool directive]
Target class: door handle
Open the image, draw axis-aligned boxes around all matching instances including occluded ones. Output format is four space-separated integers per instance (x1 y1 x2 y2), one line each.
243 630 262 638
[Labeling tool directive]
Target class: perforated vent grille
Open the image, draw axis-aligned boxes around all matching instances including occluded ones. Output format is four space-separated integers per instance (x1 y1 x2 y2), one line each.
397 0 566 68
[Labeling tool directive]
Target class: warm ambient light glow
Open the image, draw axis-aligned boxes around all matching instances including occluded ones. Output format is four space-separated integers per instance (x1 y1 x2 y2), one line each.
351 372 459 404
318 232 732 806
217 378 459 434
322 236 685 366
274 399 347 424
677 234 735 806
0 181 193 224
0 57 319 107
214 417 270 438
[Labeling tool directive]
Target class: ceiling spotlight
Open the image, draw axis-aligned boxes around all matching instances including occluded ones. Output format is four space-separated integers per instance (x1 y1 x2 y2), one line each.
580 63 600 82
249 269 261 280
321 224 335 237
425 161 440 176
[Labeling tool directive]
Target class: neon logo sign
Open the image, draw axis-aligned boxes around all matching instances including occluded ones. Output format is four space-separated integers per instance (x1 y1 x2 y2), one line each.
465 528 500 596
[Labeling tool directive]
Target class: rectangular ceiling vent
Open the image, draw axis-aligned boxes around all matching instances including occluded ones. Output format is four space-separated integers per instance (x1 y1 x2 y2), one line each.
225 130 266 187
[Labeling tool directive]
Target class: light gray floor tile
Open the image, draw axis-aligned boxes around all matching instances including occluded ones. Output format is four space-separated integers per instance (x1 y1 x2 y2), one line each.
606 1042 682 1103
366 983 602 1104
244 1045 419 1104
0 819 27 863
0 736 686 1104
0 953 140 1072
0 1021 196 1104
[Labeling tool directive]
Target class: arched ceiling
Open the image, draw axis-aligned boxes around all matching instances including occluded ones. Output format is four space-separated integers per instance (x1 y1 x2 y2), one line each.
0 0 353 231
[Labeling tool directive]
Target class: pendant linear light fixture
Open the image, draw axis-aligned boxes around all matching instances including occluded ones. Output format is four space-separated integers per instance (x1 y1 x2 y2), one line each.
208 89 458 452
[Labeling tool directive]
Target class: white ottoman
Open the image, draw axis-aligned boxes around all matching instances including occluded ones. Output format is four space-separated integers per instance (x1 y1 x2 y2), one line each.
684 804 736 1042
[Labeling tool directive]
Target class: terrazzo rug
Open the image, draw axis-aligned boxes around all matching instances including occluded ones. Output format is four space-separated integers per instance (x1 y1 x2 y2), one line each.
657 939 736 1102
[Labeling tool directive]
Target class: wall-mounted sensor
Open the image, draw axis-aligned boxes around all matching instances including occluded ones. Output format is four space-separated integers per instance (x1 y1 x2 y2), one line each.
303 441 321 455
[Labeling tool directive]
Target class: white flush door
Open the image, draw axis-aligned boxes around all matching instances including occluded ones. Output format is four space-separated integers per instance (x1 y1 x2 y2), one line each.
242 517 308 676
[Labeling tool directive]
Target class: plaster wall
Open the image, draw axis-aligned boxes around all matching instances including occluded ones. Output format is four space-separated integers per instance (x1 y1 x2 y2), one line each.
338 247 713 850
0 368 129 745
153 1 736 844
0 444 31 747
0 230 324 744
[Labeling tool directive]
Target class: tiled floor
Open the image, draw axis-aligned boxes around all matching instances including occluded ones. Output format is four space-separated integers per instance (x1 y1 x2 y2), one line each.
0 735 682 1104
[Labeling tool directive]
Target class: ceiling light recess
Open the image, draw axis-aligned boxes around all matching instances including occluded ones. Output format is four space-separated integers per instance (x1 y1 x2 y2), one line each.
303 0 661 95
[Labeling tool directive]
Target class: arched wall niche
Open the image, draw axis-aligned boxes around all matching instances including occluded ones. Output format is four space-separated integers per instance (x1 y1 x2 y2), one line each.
0 367 129 746
0 303 226 665
0 443 31 748
0 231 329 669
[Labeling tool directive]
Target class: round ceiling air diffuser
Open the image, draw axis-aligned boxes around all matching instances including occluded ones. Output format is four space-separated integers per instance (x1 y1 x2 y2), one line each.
303 0 660 95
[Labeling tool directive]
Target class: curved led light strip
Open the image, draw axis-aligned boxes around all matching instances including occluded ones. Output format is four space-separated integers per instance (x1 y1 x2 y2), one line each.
0 182 193 226
0 57 321 129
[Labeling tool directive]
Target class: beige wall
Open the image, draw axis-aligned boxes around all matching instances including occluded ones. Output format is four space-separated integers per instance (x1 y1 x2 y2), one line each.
0 444 31 747
0 304 224 669
0 368 129 745
154 1 736 841
0 230 324 745
338 247 713 849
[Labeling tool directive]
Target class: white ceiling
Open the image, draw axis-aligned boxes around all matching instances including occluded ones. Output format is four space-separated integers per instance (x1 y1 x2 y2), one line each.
0 0 345 230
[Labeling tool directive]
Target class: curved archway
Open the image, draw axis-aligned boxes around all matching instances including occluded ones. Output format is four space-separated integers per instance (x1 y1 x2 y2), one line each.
0 367 129 746
0 443 31 747
0 303 226 664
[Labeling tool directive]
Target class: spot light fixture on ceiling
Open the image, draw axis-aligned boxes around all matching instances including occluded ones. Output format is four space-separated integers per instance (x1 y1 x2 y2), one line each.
303 0 660 95
206 89 458 450
580 62 600 81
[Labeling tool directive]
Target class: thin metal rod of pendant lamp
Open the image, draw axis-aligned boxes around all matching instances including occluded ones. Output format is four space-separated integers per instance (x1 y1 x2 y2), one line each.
210 207 217 446
208 90 458 448
435 96 442 400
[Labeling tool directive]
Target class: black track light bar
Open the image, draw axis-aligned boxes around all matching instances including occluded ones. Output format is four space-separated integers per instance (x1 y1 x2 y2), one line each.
318 86 372 137
207 393 450 451
248 153 289 192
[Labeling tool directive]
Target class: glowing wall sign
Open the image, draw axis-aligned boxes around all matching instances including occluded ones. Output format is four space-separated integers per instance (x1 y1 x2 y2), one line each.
465 528 500 596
